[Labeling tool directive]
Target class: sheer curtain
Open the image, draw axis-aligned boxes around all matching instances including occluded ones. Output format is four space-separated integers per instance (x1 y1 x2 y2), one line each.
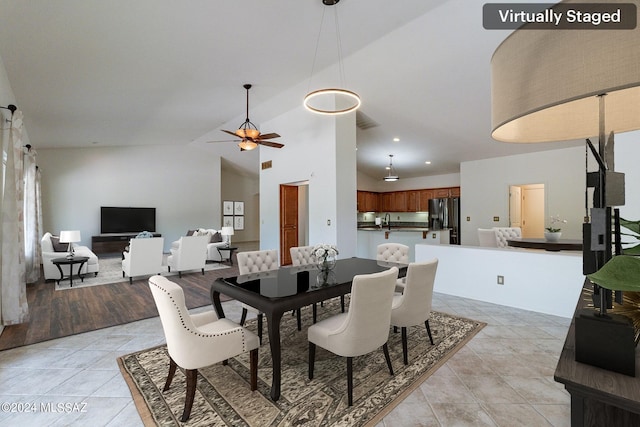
1 110 29 325
24 146 42 284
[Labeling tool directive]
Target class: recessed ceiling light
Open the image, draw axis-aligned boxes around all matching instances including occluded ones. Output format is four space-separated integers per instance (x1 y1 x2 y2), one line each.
393 137 400 142
425 161 431 164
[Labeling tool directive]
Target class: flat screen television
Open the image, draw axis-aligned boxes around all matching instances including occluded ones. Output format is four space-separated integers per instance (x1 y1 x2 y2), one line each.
100 207 156 234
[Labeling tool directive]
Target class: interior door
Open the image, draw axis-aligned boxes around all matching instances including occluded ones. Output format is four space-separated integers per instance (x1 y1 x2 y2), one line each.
509 185 522 228
521 185 545 238
280 184 298 265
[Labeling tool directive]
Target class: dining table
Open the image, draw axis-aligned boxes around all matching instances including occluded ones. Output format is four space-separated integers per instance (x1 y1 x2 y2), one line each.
210 257 406 401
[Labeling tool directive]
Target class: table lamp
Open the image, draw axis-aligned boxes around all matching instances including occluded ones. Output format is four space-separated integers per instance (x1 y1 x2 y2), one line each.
59 230 81 259
221 226 234 248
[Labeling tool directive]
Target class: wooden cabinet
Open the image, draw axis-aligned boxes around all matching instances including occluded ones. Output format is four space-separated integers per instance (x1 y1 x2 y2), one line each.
419 189 434 211
357 191 380 212
358 187 459 213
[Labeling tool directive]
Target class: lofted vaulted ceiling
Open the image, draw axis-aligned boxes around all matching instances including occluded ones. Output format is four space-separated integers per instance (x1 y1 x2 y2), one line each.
0 0 580 180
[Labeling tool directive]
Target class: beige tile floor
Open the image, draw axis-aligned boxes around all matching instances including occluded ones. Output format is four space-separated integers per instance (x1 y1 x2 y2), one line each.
0 293 571 426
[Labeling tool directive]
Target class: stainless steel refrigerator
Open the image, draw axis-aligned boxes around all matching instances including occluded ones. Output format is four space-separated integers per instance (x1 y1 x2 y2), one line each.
428 197 460 244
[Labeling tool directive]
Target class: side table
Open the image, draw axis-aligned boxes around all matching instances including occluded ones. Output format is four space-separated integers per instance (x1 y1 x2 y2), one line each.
51 256 90 287
217 246 238 265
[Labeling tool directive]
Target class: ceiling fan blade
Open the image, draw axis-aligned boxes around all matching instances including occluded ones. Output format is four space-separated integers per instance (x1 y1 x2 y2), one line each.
221 129 241 137
257 132 281 140
258 140 284 148
206 139 240 143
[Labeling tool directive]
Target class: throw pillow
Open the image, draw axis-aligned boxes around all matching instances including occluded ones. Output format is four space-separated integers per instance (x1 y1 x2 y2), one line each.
186 229 197 236
211 232 223 243
50 236 68 252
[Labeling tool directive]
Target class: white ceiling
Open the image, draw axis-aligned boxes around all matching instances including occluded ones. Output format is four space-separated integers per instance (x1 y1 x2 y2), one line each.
0 0 580 180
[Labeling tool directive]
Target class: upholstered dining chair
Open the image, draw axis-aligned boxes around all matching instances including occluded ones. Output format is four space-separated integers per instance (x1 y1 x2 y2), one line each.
308 267 399 406
377 243 410 291
122 237 164 284
237 249 279 344
290 245 316 267
167 235 209 278
493 227 522 248
148 275 259 422
477 228 498 247
390 258 439 365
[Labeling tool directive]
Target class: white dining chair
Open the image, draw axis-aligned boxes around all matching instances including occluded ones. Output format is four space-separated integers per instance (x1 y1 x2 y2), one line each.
377 243 410 291
237 249 279 344
308 267 399 406
390 258 438 365
477 228 498 247
148 275 259 422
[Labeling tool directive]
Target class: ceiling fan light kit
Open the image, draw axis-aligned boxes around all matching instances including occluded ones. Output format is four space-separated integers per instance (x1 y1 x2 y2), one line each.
304 0 360 116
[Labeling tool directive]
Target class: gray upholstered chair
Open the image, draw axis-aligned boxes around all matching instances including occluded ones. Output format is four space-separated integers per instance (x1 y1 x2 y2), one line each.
390 259 438 365
148 275 259 422
308 267 399 406
122 237 164 284
377 243 410 290
237 249 279 344
477 228 498 247
493 227 522 248
167 235 209 277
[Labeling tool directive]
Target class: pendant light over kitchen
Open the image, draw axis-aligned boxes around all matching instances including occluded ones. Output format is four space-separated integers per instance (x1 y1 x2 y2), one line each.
383 155 399 182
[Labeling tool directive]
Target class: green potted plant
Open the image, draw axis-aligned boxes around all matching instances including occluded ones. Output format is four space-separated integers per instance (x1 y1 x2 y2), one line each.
544 214 566 242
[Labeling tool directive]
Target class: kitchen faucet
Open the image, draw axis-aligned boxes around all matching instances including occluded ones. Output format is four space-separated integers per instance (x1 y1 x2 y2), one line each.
384 213 391 230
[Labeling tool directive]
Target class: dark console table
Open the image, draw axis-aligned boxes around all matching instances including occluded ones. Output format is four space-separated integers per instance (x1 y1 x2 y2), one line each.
554 283 640 426
92 233 161 254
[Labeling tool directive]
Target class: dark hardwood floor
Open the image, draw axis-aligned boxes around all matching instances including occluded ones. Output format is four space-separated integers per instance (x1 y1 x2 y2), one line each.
0 258 241 351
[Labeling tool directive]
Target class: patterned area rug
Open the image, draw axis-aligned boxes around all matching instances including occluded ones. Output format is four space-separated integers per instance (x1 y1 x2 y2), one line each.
118 298 485 426
55 255 229 290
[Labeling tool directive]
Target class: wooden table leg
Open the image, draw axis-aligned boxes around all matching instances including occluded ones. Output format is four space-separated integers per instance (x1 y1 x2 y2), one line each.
267 310 285 401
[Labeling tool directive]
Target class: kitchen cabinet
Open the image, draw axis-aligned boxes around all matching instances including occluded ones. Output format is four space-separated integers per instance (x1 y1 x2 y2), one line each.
358 187 460 213
357 191 380 212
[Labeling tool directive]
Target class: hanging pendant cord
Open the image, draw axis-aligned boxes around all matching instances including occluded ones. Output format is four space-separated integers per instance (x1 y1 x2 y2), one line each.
307 7 327 94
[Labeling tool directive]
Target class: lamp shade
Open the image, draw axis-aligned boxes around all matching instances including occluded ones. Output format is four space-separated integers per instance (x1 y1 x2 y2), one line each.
491 0 640 143
221 226 234 236
59 230 81 243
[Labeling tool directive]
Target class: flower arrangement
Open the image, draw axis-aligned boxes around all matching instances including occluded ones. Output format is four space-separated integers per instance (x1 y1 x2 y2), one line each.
313 244 339 263
546 215 567 233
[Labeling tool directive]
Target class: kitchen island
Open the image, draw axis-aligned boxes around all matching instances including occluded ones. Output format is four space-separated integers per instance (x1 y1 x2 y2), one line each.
356 227 450 261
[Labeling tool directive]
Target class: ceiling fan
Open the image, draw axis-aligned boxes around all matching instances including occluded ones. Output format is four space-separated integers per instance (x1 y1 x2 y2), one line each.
207 84 283 151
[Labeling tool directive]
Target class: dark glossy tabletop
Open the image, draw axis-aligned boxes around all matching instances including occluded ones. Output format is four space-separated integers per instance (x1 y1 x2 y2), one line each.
221 257 405 298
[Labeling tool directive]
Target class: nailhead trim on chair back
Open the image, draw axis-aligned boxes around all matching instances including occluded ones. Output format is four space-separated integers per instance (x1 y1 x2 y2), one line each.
237 249 279 274
376 243 410 263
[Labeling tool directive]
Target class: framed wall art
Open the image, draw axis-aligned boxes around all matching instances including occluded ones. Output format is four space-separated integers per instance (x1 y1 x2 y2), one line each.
234 216 244 230
234 201 244 215
223 201 234 215
223 216 234 228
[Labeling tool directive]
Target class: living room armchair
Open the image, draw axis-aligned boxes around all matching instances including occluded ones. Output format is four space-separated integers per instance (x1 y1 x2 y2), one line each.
41 232 99 281
167 235 209 278
122 237 164 284
171 228 227 262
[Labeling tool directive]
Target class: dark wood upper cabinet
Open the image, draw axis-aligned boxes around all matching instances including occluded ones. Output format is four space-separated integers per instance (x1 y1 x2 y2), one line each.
358 187 460 213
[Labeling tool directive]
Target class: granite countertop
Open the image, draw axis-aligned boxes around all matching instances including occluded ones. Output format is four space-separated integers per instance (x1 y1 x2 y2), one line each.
357 226 437 232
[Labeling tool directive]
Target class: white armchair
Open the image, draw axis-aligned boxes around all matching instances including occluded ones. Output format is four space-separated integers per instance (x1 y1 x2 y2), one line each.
308 267 399 406
122 237 164 284
41 232 99 281
148 275 259 422
391 259 438 365
167 235 209 278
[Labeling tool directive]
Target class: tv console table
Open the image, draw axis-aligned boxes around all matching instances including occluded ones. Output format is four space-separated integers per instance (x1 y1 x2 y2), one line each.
92 233 161 254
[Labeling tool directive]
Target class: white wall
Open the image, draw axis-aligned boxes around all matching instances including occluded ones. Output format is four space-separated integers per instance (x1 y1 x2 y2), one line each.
460 146 585 245
357 171 460 193
615 130 640 222
37 144 222 251
259 105 357 257
416 244 584 318
221 168 259 243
